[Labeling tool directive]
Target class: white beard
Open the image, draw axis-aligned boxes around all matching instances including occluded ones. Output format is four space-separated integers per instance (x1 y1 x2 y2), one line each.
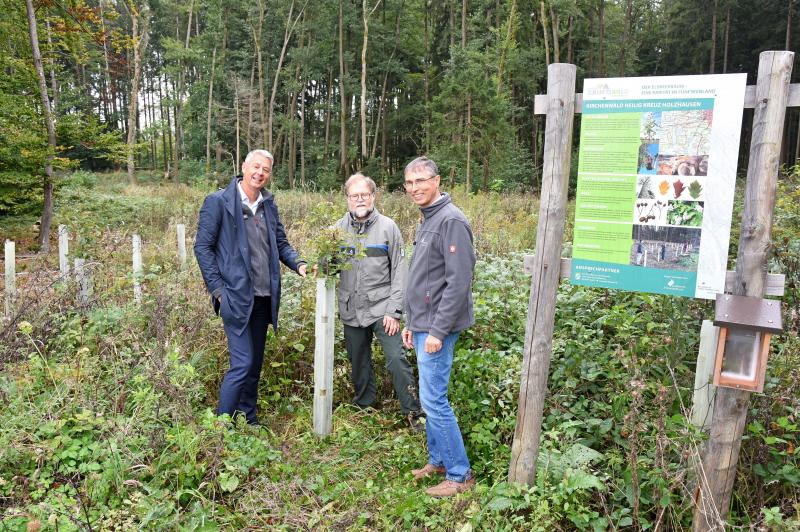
351 207 373 220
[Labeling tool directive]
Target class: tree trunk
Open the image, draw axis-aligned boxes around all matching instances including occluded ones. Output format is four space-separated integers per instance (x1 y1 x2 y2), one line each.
709 0 717 74
339 0 348 177
540 1 550 65
323 68 332 166
597 0 606 76
618 0 633 75
372 0 405 160
127 2 149 184
461 0 467 47
787 0 795 50
205 46 217 174
173 2 193 183
247 58 255 152
466 96 472 191
269 0 306 152
550 3 559 63
234 79 240 175
253 0 265 147
482 157 489 191
25 0 56 252
44 17 58 116
723 7 730 73
158 71 169 174
566 15 574 65
361 0 381 161
300 79 306 187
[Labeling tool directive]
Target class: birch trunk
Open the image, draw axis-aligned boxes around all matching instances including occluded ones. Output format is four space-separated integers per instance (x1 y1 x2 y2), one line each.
25 0 57 252
127 2 150 184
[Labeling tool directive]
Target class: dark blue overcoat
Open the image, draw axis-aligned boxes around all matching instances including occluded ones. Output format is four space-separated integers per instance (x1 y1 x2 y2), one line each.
194 177 303 334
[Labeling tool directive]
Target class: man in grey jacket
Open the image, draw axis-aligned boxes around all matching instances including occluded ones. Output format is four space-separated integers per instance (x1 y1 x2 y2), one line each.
401 156 476 497
335 173 422 429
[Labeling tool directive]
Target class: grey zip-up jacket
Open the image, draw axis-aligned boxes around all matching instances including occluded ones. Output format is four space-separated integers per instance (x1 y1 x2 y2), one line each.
335 209 407 328
404 193 475 339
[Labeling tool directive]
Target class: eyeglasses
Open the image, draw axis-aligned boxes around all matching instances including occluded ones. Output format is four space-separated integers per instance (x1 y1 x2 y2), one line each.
347 192 373 201
403 175 437 190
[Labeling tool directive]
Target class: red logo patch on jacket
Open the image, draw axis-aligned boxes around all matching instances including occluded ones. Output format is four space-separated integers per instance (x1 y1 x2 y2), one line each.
449 245 456 253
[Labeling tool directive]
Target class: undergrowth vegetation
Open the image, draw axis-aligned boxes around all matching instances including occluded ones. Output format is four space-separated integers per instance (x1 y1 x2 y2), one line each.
0 170 797 530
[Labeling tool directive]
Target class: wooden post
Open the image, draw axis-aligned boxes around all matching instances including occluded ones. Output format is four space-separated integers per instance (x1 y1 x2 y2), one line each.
58 224 69 279
313 277 336 437
74 258 91 306
4 240 15 317
693 50 794 531
176 224 187 270
691 320 719 429
132 234 143 304
508 63 576 485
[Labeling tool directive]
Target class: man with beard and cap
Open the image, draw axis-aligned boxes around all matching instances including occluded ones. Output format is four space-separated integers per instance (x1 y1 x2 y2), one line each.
401 156 477 497
333 172 423 430
194 149 307 426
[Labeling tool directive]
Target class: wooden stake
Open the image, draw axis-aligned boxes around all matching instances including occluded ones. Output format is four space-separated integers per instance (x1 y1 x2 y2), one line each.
74 258 91 306
313 277 336 437
691 320 719 429
4 240 15 317
176 224 187 270
133 234 143 304
58 224 69 279
508 63 576 485
693 50 794 531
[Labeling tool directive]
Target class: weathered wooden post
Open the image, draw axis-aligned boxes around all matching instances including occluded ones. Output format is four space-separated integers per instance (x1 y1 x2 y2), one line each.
509 63 576 484
176 224 187 270
74 258 91 306
313 277 336 437
4 240 15 317
690 321 719 429
58 224 69 279
693 50 794 531
132 234 143 304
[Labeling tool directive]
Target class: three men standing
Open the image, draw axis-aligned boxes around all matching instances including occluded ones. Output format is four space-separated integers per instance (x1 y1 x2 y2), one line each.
401 156 477 497
194 149 307 425
334 173 423 429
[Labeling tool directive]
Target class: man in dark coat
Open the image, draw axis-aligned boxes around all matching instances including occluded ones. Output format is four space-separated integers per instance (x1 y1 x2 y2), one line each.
194 149 307 425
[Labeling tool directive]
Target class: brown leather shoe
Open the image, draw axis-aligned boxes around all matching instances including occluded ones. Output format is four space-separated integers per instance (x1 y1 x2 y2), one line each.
425 478 476 497
411 463 446 481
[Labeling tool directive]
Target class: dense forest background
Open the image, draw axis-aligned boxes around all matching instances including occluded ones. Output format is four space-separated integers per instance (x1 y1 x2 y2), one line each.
3 1 799 231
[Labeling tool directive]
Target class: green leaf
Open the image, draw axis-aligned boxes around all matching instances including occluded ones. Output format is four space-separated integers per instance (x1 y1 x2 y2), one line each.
487 497 513 512
218 472 240 493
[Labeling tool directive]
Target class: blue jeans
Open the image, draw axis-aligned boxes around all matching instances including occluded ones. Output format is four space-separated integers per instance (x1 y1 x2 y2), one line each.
413 331 471 482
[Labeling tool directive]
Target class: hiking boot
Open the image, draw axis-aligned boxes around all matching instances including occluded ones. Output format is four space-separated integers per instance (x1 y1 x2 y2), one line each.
407 412 425 433
411 463 446 481
425 478 476 498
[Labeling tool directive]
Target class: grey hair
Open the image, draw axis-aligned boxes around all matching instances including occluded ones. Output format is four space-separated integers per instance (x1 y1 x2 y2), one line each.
404 156 438 178
244 149 274 164
344 172 377 195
